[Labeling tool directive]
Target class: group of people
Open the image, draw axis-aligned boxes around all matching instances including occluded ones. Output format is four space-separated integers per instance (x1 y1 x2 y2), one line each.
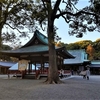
60 65 90 80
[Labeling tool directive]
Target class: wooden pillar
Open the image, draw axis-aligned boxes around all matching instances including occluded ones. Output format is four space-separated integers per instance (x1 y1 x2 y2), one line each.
0 67 1 74
41 63 44 74
28 63 31 74
34 62 36 72
28 63 29 74
61 57 64 69
40 55 44 74
43 62 44 74
29 62 33 74
57 55 62 70
30 63 32 72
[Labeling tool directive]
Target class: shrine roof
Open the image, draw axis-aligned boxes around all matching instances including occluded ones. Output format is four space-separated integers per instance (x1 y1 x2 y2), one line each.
0 61 16 67
64 49 90 64
2 45 49 54
0 45 74 58
22 30 48 48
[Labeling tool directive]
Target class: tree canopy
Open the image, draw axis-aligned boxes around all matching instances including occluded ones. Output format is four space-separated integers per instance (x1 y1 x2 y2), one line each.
0 0 35 48
1 0 100 46
69 0 100 37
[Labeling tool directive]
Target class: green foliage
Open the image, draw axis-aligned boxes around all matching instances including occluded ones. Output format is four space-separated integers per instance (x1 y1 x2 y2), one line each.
0 44 12 61
75 40 92 49
66 43 80 50
2 44 12 50
0 0 35 47
94 51 100 60
92 0 100 13
95 38 100 42
66 40 92 50
0 0 100 46
69 0 100 37
86 44 95 57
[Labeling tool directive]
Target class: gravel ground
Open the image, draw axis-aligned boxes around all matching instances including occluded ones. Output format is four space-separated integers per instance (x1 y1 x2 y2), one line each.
0 75 100 100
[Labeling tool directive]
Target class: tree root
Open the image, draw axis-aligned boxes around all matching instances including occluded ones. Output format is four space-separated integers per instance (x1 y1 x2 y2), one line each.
43 78 65 84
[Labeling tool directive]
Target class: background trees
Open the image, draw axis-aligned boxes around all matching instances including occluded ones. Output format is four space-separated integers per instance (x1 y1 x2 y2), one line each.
0 0 34 48
92 38 100 60
86 44 95 60
66 40 92 50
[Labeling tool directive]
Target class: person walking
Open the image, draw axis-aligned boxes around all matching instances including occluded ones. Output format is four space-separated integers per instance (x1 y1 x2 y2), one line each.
86 68 90 80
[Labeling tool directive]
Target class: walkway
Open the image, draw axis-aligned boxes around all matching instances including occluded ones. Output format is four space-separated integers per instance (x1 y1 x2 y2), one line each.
0 75 100 100
61 75 100 81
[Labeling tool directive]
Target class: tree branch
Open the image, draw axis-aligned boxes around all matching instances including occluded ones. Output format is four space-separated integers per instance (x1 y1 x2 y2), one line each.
62 0 79 11
6 23 25 34
41 0 47 9
52 0 62 19
55 10 98 19
58 8 75 23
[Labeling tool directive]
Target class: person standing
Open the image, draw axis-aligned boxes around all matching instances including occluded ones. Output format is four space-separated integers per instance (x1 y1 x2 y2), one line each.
86 68 90 80
71 70 74 75
60 69 64 79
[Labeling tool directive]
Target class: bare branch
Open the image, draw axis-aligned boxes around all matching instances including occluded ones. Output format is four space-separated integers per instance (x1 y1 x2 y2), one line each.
62 0 79 11
58 8 70 23
40 23 45 31
6 23 25 34
41 0 47 9
55 9 98 19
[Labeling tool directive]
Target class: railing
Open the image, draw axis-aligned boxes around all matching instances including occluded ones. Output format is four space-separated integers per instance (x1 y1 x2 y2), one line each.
8 70 22 78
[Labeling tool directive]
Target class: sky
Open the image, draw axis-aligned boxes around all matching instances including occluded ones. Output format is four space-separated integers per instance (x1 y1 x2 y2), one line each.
39 0 100 44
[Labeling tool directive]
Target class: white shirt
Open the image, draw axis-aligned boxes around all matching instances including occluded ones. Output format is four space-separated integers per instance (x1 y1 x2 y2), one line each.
86 69 90 76
60 70 64 75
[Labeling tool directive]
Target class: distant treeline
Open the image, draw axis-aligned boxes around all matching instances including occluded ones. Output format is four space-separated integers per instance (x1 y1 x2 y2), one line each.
60 38 100 60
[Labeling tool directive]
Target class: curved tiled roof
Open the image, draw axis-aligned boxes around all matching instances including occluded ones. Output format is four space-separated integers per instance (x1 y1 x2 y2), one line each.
22 30 48 48
35 30 48 45
5 45 49 53
1 45 74 59
64 49 90 64
0 61 16 67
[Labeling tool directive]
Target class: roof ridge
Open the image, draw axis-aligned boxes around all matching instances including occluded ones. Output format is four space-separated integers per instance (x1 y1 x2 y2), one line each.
68 49 85 51
35 30 47 38
35 30 48 45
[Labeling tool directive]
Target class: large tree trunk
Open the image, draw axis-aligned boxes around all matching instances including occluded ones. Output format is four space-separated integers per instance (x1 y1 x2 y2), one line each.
45 12 61 84
43 1 63 84
0 29 2 50
48 32 60 83
0 3 3 49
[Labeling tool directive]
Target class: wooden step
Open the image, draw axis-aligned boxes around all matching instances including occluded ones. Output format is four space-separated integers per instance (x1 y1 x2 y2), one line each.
23 74 36 79
37 74 48 79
